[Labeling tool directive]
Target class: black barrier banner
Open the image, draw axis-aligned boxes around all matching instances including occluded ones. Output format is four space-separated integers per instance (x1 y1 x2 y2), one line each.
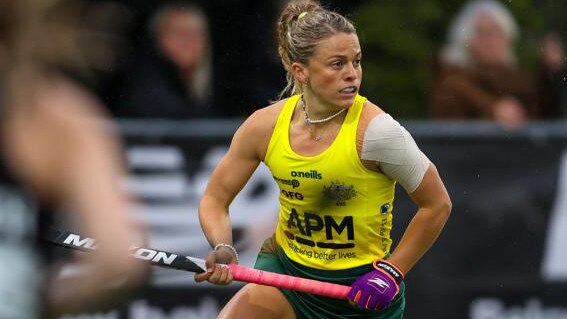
57 120 567 319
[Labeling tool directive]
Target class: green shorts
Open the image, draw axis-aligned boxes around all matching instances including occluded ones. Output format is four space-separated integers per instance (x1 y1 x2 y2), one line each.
253 237 405 319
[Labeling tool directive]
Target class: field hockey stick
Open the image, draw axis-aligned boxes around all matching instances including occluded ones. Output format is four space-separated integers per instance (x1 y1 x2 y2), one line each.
45 229 351 300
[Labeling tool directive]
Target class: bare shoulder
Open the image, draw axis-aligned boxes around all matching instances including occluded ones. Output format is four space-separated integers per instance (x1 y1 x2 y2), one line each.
243 100 284 129
33 77 108 125
4 77 112 199
235 99 285 141
8 76 111 149
230 99 286 160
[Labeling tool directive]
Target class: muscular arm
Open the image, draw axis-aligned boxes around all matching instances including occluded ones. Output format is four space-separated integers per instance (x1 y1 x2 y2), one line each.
388 164 451 274
199 118 263 251
198 105 279 260
359 105 451 274
194 105 278 285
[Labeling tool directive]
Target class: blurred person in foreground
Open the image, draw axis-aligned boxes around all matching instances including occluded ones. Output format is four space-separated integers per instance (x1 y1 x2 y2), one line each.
537 31 567 119
115 1 214 119
430 0 537 129
0 0 147 318
194 0 452 318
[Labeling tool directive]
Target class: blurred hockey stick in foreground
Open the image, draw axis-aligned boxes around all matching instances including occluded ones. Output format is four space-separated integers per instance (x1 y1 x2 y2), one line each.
45 229 351 299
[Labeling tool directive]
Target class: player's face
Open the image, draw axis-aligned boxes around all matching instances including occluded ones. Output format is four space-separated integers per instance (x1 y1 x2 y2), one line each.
305 32 362 109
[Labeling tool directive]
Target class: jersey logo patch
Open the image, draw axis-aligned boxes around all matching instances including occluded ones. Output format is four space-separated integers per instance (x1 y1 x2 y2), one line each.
323 181 357 206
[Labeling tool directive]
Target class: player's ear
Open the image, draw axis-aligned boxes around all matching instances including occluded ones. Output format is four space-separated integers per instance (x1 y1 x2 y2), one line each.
291 62 309 84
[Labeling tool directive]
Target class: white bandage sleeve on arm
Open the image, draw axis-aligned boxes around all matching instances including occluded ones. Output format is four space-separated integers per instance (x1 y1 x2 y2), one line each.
361 113 430 193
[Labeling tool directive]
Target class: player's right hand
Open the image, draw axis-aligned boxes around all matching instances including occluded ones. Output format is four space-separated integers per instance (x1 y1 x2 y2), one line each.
194 248 235 285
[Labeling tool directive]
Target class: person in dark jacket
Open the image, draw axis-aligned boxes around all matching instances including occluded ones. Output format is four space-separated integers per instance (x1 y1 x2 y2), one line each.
536 31 567 119
116 2 214 118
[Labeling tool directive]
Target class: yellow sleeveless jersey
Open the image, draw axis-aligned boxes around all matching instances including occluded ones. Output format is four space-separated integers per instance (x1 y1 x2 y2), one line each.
264 94 397 270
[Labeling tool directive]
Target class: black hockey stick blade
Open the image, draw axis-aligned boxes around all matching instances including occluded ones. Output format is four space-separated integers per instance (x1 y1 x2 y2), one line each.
45 228 208 273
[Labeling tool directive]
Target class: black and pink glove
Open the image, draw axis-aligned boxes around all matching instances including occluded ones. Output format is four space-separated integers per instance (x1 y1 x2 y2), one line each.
347 259 404 310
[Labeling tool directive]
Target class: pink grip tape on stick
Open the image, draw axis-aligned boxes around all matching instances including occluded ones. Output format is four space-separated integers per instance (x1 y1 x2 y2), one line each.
45 229 352 300
229 264 351 299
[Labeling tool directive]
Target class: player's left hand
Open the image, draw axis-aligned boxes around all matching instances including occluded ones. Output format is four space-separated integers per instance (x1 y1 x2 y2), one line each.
348 259 404 310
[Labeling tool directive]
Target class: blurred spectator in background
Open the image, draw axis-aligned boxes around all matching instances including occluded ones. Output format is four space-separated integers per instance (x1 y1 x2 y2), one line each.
430 0 537 128
0 0 147 317
115 1 214 118
537 31 567 119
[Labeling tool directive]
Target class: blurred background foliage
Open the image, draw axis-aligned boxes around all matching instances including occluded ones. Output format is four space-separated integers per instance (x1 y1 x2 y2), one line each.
351 0 567 118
